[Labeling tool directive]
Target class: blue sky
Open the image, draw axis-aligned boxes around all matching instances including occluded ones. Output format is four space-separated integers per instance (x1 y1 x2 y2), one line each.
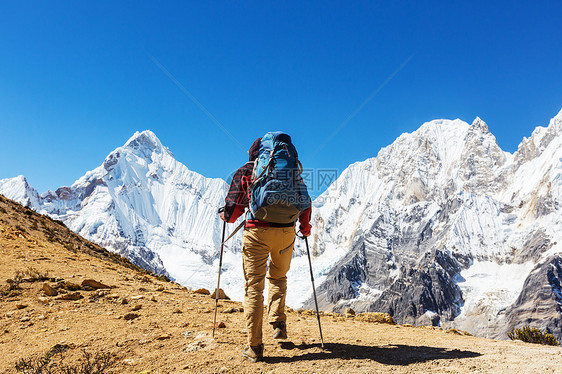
1 1 561 196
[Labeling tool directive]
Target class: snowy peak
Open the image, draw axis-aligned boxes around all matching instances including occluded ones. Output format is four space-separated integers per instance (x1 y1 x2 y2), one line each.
459 117 507 194
470 117 490 134
0 175 41 209
124 130 168 155
102 130 173 173
514 108 562 168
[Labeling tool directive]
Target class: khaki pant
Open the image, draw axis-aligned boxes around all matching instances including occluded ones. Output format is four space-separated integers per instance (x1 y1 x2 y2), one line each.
242 226 295 346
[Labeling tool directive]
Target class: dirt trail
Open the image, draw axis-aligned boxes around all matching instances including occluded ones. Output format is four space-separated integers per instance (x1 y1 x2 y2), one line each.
1 195 561 373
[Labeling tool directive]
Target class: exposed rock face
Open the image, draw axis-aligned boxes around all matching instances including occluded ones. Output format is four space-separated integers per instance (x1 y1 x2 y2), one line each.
497 255 562 339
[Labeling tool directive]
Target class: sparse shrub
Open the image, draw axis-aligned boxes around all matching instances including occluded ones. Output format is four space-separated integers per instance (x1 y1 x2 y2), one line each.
16 224 27 233
25 267 50 282
43 226 57 242
0 206 6 214
7 270 25 290
31 221 39 230
508 325 560 346
1 271 24 297
15 347 117 374
64 243 75 251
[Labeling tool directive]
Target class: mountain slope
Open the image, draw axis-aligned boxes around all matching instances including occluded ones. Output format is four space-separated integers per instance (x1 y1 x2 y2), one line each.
303 109 562 340
0 131 245 298
1 194 561 373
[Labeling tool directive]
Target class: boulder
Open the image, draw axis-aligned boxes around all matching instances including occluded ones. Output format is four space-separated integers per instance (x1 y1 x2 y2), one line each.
194 288 210 295
124 313 140 321
42 283 58 296
81 279 110 290
56 292 83 301
211 288 230 300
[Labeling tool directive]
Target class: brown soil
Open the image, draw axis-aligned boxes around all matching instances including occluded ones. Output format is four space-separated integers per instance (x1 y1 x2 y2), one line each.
1 195 561 373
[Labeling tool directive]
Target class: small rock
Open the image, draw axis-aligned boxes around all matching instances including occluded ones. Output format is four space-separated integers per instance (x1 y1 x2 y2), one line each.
64 282 81 291
21 316 31 322
81 279 111 290
214 322 226 329
218 367 227 373
38 297 49 305
211 288 230 300
124 313 140 321
120 297 128 305
15 304 27 310
38 314 47 320
173 308 182 314
182 331 193 338
222 307 237 313
344 308 355 317
132 305 142 311
150 296 157 302
156 286 165 292
43 283 58 296
107 294 120 299
131 295 144 300
157 334 171 340
194 288 210 295
56 292 83 301
184 341 207 352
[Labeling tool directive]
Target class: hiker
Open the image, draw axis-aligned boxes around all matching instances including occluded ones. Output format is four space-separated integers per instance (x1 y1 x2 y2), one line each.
220 132 312 362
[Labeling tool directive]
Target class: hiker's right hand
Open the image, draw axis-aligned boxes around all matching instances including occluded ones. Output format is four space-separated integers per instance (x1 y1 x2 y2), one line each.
220 211 226 222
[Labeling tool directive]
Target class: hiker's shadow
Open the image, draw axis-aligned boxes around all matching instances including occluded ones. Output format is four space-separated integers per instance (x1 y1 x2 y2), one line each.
264 342 481 365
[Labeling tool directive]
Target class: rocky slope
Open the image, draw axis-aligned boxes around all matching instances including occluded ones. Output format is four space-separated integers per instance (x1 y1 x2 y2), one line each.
1 194 561 374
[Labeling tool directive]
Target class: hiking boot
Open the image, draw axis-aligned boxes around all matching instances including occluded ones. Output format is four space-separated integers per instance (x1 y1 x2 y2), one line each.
242 344 264 362
271 321 287 339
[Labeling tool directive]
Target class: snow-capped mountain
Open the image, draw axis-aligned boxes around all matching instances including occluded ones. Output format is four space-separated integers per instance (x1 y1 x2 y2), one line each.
2 109 562 340
0 131 248 299
302 109 562 339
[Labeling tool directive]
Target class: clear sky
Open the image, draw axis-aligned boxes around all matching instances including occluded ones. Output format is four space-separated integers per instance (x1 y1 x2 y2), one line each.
1 1 561 197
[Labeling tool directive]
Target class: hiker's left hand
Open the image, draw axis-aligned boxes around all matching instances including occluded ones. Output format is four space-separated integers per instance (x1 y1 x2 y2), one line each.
220 211 226 222
299 225 311 237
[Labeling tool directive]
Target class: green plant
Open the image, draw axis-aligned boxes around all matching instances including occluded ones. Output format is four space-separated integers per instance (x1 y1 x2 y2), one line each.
508 325 560 346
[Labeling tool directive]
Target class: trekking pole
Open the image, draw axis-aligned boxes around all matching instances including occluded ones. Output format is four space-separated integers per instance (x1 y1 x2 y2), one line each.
212 212 227 338
304 236 325 348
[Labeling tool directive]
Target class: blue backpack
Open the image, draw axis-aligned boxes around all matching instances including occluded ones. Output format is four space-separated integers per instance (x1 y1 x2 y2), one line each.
249 132 311 223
